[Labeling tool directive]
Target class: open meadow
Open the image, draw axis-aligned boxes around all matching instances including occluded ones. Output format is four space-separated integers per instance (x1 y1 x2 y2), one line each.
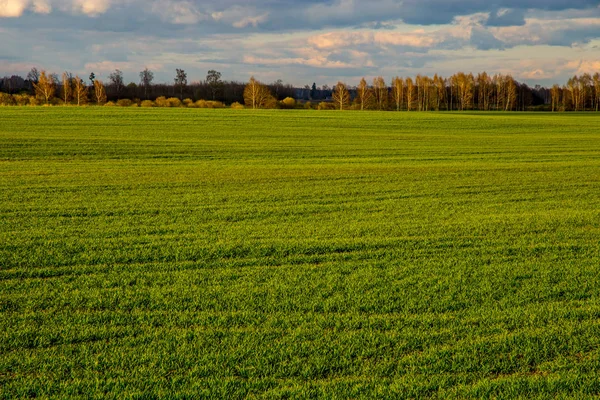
1 108 600 398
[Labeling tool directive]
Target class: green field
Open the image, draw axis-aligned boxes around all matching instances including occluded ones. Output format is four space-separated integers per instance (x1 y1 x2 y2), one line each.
1 108 600 399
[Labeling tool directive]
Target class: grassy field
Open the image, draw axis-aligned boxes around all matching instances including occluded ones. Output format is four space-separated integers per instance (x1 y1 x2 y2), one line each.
1 108 600 399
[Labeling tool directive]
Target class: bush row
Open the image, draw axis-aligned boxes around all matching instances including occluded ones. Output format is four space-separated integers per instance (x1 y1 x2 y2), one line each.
0 93 334 110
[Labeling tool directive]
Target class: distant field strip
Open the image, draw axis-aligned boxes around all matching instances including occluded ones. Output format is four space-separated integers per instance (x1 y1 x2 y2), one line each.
1 108 600 398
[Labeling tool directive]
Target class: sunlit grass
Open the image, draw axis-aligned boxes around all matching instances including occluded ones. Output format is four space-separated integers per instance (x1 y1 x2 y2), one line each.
1 108 600 398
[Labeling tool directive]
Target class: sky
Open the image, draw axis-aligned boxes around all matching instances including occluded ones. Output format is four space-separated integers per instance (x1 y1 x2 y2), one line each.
1 0 600 87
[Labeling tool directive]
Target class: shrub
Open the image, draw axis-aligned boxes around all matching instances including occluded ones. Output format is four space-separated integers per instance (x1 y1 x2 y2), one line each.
264 95 277 109
167 97 182 107
194 100 225 108
230 102 244 109
183 98 194 107
0 93 14 106
104 101 116 107
318 101 336 110
117 99 133 107
13 94 34 106
304 101 313 110
140 100 155 107
281 97 296 109
154 96 168 107
208 101 225 108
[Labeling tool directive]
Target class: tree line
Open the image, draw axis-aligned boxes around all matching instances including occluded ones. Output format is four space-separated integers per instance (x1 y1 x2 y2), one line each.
1 66 599 111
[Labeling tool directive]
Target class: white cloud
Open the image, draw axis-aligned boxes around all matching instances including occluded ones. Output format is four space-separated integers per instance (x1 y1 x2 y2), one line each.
0 0 28 17
0 0 112 17
71 0 111 16
31 0 50 13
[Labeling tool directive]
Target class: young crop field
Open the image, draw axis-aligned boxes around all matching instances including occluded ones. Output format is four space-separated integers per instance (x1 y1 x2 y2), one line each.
1 108 600 399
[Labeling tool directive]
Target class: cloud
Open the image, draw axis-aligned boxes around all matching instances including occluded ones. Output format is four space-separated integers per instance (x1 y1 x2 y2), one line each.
212 6 269 28
0 0 29 17
71 0 111 16
1 0 600 87
0 0 113 17
152 0 208 24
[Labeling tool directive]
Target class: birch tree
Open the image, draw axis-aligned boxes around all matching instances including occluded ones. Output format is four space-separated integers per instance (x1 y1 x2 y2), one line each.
61 72 72 105
94 79 107 104
33 71 55 104
373 76 387 110
593 73 600 112
550 84 561 112
243 76 273 109
391 76 404 111
73 76 88 106
405 77 414 111
356 77 372 111
332 81 351 111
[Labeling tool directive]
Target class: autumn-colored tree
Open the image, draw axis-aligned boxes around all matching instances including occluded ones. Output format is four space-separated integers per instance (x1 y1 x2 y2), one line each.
454 72 474 111
433 74 445 111
373 77 387 110
405 77 414 111
332 81 351 110
477 72 491 111
61 72 73 105
566 76 581 111
94 79 107 104
243 76 274 109
73 76 88 106
391 77 404 111
419 75 432 111
505 75 517 111
550 84 561 112
33 71 55 104
593 73 600 112
356 77 372 111
415 75 423 111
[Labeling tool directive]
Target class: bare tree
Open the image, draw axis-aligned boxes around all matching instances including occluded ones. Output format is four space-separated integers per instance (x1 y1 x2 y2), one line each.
139 68 154 100
454 72 474 111
73 76 88 106
61 72 73 105
109 69 124 99
433 74 445 111
391 76 404 111
243 76 273 109
33 71 55 104
332 81 350 111
356 77 372 111
477 72 491 111
405 77 414 111
175 69 187 100
550 84 561 112
206 70 223 100
505 75 517 111
94 80 107 104
27 67 40 84
593 73 600 112
373 77 387 110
